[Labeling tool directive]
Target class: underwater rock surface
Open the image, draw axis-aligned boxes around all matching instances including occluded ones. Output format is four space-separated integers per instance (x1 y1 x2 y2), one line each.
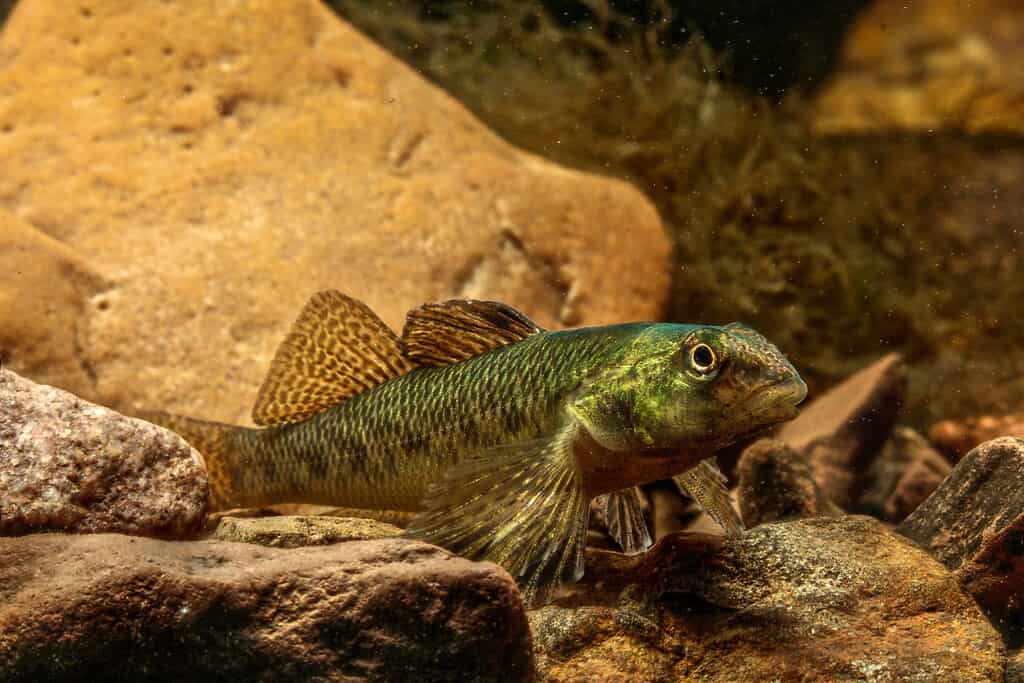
931 412 1024 462
736 439 841 527
532 516 1003 682
775 353 907 508
0 533 532 682
857 426 951 523
0 369 207 538
210 514 401 548
0 0 669 423
900 436 1024 641
814 0 1024 134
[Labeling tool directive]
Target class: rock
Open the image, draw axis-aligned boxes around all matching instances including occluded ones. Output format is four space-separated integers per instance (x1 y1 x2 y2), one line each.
210 515 401 547
0 533 533 681
532 516 1002 682
898 437 1024 641
813 0 1024 135
1007 649 1024 683
0 0 670 424
0 368 207 537
857 426 951 523
930 413 1024 463
736 439 842 527
775 353 907 507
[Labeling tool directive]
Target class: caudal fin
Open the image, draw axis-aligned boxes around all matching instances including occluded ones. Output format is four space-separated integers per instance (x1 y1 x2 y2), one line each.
140 411 242 511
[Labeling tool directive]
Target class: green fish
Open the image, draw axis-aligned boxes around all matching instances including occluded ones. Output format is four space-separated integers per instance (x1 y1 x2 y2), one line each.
152 290 806 605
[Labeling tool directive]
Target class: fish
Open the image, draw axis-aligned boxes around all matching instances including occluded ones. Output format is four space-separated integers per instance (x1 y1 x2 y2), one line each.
149 290 807 606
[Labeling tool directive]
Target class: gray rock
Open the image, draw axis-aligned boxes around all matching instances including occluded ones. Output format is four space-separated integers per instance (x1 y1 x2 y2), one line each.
533 516 1002 682
210 515 401 547
0 369 207 537
776 353 907 507
736 439 842 527
0 533 532 682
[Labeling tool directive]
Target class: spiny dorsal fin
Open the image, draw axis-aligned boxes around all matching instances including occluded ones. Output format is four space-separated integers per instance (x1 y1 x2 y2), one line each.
252 290 415 426
401 299 544 367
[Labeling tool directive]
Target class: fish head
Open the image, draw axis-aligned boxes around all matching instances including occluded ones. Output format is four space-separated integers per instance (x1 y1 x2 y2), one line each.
572 322 807 454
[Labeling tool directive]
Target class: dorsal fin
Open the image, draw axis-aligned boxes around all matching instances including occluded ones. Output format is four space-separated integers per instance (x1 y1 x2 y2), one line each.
401 299 544 367
252 290 415 426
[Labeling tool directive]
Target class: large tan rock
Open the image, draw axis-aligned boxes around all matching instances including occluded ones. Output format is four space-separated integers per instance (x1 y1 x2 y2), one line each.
813 0 1024 134
0 0 669 423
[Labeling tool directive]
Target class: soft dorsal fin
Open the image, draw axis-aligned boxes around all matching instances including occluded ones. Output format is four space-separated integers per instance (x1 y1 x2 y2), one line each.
401 299 544 367
252 290 415 426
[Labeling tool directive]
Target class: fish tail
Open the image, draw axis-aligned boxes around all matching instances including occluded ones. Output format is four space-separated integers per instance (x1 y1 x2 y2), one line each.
140 411 244 511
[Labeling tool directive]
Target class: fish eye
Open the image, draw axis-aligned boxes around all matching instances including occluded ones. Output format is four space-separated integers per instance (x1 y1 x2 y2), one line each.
690 343 717 373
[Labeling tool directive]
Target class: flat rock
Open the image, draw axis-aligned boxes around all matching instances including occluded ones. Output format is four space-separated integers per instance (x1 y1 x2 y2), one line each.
813 0 1024 134
0 0 669 423
736 439 842 527
0 533 532 682
899 437 1024 642
210 515 401 547
857 426 951 523
0 369 207 537
775 353 906 507
532 516 1002 682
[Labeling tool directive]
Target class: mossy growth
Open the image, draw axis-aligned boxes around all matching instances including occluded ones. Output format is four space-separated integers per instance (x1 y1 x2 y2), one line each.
330 0 1024 426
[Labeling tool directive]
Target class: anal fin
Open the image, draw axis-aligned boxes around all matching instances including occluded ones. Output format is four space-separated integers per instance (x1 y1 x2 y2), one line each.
674 457 745 538
403 418 588 607
596 487 652 555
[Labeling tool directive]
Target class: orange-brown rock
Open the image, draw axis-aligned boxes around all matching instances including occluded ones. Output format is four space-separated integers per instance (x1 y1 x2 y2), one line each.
930 413 1024 462
0 533 533 681
0 0 669 423
813 0 1024 135
532 517 1003 682
736 439 842 527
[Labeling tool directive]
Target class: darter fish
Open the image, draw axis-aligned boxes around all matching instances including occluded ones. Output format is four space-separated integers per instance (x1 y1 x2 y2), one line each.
151 290 807 605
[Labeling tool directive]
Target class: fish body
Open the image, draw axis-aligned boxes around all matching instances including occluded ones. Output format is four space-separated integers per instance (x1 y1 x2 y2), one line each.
154 291 806 605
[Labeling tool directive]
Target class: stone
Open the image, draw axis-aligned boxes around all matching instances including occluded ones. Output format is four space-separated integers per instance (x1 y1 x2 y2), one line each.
532 516 1003 682
898 437 1024 642
1007 649 1024 683
736 439 842 527
0 533 533 681
930 413 1024 463
210 515 401 548
813 0 1024 135
0 0 670 424
775 353 907 507
857 426 951 523
0 368 207 537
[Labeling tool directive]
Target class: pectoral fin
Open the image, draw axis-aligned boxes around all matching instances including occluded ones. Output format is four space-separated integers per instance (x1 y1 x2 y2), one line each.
596 487 652 555
674 457 745 538
403 419 589 607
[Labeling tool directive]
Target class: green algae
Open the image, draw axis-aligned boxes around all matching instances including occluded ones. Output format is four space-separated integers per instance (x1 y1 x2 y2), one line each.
330 1 1024 426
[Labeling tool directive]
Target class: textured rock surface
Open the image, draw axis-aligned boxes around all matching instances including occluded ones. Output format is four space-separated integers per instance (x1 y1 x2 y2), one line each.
813 0 1024 134
1007 649 1024 683
0 0 670 423
532 516 1003 682
0 533 532 682
736 439 841 527
776 353 906 507
0 369 207 537
930 413 1024 462
211 515 401 548
900 437 1024 642
857 426 950 523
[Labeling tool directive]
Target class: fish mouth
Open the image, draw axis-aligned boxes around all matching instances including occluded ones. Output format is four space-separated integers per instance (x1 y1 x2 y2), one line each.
749 376 808 421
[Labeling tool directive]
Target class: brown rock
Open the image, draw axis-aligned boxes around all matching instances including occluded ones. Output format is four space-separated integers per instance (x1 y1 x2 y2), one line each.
930 413 1024 463
736 439 842 527
857 426 951 523
1007 649 1024 683
0 533 533 681
776 353 907 507
813 0 1024 134
0 0 669 424
898 437 1024 641
210 515 401 547
532 516 1002 682
0 368 207 537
